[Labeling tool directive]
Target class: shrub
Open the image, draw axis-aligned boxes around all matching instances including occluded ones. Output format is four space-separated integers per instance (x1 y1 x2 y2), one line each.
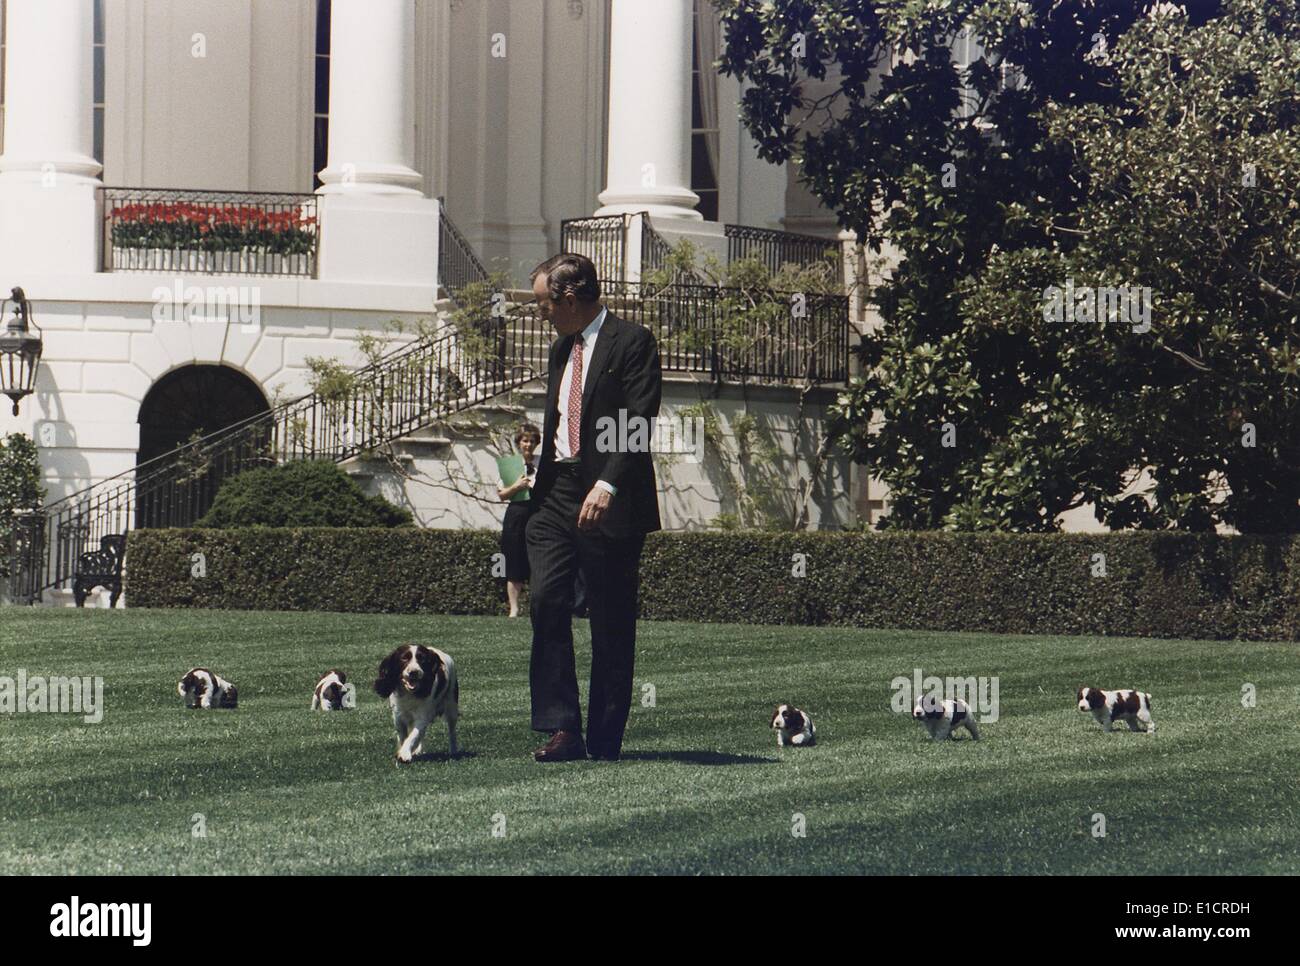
126 528 1300 641
196 460 413 528
0 433 45 579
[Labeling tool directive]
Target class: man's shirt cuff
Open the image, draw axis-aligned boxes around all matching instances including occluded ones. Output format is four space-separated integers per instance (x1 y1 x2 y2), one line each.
594 479 617 496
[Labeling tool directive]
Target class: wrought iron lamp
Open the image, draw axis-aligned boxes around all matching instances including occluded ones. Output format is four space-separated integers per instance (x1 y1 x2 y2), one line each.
0 287 43 416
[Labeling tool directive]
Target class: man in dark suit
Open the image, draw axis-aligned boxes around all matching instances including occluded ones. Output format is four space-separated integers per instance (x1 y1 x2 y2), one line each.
525 253 662 762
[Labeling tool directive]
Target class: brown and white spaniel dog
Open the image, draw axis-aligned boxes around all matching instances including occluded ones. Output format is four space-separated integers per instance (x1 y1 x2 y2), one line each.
178 668 238 709
912 695 980 741
311 669 354 711
1077 687 1155 733
770 704 817 747
374 645 459 763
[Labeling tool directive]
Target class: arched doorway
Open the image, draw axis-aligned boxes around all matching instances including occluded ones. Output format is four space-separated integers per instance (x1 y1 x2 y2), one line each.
136 365 271 527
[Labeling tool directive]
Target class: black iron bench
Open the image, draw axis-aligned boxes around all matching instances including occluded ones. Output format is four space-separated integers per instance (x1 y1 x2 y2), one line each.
73 534 126 608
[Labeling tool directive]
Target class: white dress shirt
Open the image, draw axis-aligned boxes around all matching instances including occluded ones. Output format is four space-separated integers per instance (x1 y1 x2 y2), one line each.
554 307 616 495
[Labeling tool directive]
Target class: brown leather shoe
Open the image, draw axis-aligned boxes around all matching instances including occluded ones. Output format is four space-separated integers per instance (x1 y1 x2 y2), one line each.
533 730 586 762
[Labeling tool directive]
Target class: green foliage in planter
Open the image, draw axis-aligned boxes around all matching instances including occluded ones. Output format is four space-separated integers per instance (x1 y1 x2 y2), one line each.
195 460 413 529
127 527 1300 641
640 240 846 365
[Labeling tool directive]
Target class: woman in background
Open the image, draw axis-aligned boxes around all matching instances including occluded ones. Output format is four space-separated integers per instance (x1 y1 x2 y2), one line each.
498 422 540 617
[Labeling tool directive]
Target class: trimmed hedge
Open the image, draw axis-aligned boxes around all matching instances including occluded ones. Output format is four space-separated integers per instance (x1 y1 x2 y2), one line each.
124 528 1300 641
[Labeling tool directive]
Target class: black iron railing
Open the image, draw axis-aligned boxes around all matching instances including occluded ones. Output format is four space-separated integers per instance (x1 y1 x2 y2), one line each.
506 279 848 385
560 212 844 288
560 214 629 282
725 223 843 284
102 187 319 277
640 219 708 285
4 509 45 606
438 196 489 302
558 211 702 283
605 280 848 384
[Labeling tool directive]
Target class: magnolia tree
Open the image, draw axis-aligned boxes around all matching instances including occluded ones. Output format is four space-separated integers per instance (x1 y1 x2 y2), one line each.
714 0 1300 532
1030 1 1300 532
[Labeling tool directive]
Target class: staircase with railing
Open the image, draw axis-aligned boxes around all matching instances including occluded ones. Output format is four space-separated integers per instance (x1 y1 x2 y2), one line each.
9 326 540 604
437 195 488 301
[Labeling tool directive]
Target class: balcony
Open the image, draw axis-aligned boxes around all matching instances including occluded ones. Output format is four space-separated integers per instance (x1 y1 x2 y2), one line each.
101 187 319 278
561 212 846 288
557 212 851 384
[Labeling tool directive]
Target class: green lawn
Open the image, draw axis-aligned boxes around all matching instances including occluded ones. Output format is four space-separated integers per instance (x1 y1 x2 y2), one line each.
1 608 1296 874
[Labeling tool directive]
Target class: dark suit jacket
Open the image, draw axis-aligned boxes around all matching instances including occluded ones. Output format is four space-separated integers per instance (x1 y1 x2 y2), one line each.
531 309 662 536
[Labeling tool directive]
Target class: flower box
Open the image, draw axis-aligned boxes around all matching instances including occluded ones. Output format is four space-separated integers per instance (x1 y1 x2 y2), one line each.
112 247 146 271
107 198 318 278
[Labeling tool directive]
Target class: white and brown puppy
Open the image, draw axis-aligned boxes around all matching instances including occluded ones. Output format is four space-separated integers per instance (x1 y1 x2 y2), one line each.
178 668 238 709
912 695 980 741
1077 687 1155 733
374 645 459 763
311 669 354 711
770 704 816 747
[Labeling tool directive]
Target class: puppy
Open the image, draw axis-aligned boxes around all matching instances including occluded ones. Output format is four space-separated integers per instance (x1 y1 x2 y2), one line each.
374 645 459 763
311 669 354 711
1077 687 1155 733
770 704 816 747
912 695 980 741
178 668 238 709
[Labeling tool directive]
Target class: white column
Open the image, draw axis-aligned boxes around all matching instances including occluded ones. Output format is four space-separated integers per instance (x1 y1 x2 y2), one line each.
314 0 439 287
595 0 700 221
497 0 549 280
316 0 422 195
0 0 102 275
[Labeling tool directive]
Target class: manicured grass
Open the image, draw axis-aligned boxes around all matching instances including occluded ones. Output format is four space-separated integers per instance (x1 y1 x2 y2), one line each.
0 609 1296 874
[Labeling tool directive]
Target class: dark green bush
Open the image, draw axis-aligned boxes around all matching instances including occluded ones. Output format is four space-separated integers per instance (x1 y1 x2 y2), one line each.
1 433 45 579
196 460 412 528
126 528 1300 641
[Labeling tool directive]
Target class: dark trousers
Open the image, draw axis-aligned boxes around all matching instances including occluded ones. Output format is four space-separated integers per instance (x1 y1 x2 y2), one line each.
526 463 645 755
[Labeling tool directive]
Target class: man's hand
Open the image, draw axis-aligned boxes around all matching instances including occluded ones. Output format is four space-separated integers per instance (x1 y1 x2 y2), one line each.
577 486 612 531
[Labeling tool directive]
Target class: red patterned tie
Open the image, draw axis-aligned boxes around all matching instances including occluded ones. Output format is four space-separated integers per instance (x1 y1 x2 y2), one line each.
566 336 584 457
